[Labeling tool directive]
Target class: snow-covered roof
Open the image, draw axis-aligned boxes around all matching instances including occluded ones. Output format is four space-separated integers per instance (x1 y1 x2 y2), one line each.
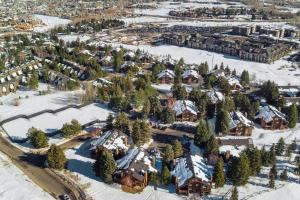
121 61 135 69
172 154 212 187
124 51 135 58
157 69 175 79
182 69 200 79
255 104 287 123
92 78 112 87
229 111 254 130
227 76 242 88
172 100 198 116
219 145 246 157
207 90 224 104
89 130 128 151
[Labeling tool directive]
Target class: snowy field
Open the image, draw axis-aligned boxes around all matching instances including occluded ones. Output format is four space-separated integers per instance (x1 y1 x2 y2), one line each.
0 84 82 122
122 16 171 25
32 14 71 32
113 44 300 85
2 103 111 141
0 152 54 200
133 1 245 17
58 34 91 43
65 141 184 200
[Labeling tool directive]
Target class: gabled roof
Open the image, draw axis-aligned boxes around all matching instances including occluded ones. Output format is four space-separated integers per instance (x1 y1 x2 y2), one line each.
157 69 175 79
255 103 287 123
172 100 198 116
207 89 224 104
229 111 254 130
182 69 200 79
171 154 212 187
89 130 128 151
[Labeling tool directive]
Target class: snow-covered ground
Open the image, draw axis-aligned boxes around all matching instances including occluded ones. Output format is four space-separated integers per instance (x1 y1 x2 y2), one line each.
0 152 54 200
0 84 82 122
32 14 71 32
58 34 91 43
65 141 184 200
133 1 245 17
2 103 111 141
113 44 300 85
122 16 171 25
206 154 300 200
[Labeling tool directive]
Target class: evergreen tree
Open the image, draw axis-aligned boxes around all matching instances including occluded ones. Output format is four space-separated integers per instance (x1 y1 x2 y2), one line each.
240 70 250 85
27 127 49 148
132 120 151 146
142 99 151 119
269 144 277 166
269 174 275 189
246 148 262 176
205 135 219 156
260 81 279 105
172 82 187 100
161 165 171 185
94 146 116 184
28 73 39 90
232 153 250 186
288 103 298 128
172 140 183 158
261 146 270 166
106 113 114 130
230 187 238 200
161 107 175 124
194 119 211 147
215 107 230 135
275 138 285 156
61 119 82 138
290 138 297 152
280 169 288 181
114 112 131 135
270 163 277 179
232 69 237 76
164 144 174 163
213 158 225 188
47 145 67 170
150 172 160 186
149 97 162 119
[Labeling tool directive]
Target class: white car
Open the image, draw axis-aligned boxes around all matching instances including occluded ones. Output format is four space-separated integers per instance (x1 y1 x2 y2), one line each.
63 194 71 200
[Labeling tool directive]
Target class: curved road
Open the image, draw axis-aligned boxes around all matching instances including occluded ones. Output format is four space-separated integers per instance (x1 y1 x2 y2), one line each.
0 136 82 200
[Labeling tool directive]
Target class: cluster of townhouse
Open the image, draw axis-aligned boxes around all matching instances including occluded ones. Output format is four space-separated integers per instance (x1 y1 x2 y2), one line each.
159 32 298 63
168 6 295 19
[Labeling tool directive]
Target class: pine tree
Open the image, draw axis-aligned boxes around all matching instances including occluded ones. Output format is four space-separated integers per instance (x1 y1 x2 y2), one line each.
205 135 219 156
269 174 275 189
270 163 277 179
260 81 279 105
172 140 183 158
142 99 151 119
161 165 171 185
288 103 298 128
233 153 250 186
114 112 130 135
149 97 162 119
215 108 230 135
164 144 174 163
161 107 175 124
280 169 288 181
47 144 67 170
28 73 39 90
230 187 238 200
213 158 225 188
261 146 270 166
290 138 297 152
246 148 262 176
27 128 49 148
194 119 211 147
232 69 237 76
275 138 285 156
150 172 160 186
94 146 116 184
269 145 277 166
132 120 151 146
241 70 250 85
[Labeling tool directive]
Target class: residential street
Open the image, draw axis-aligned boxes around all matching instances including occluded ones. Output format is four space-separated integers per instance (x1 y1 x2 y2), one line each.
0 135 82 200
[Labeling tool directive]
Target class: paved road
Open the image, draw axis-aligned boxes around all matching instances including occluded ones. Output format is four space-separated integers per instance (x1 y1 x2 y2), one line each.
0 136 82 200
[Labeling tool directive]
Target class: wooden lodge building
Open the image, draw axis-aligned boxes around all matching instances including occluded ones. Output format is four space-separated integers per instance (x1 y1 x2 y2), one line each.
114 148 156 190
182 69 203 84
171 100 198 122
255 103 288 130
219 138 254 161
157 69 175 84
229 111 254 136
172 154 212 196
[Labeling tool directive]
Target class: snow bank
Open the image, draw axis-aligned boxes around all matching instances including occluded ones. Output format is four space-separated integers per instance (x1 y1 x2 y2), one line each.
0 152 54 200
